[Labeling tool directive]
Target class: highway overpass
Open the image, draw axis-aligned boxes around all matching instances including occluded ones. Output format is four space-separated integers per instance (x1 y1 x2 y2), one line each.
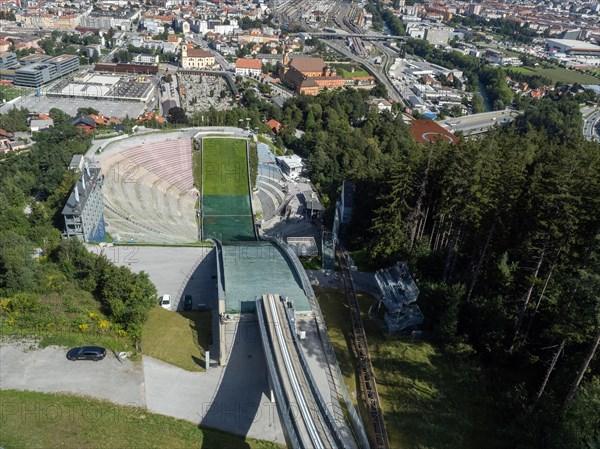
322 40 403 104
310 32 408 41
582 107 600 142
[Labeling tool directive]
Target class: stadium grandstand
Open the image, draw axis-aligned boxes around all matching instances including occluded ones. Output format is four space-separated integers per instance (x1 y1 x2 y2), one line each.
99 137 198 244
255 142 288 220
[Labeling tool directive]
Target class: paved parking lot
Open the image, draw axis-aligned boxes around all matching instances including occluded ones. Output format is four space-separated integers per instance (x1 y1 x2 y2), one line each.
0 93 148 119
0 339 145 407
90 245 217 311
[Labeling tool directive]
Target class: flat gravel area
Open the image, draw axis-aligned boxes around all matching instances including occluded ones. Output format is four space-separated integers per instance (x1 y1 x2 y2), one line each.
0 341 145 407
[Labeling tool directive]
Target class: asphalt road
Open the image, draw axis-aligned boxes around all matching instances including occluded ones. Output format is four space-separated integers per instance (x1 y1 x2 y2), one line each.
144 320 285 444
583 107 600 142
0 336 284 443
322 40 403 104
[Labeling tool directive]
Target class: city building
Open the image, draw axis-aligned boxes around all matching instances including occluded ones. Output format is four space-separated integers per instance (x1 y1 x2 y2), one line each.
284 56 345 95
50 55 80 76
558 29 582 40
254 53 284 65
133 53 160 64
0 52 18 70
266 118 281 133
546 39 600 56
29 115 54 132
17 12 84 30
18 54 52 67
302 190 323 219
485 48 523 66
14 64 57 88
425 25 453 46
79 9 140 30
180 45 215 69
467 4 482 16
366 97 393 113
14 54 80 87
406 22 453 46
94 63 159 75
276 154 303 177
235 58 263 76
173 18 191 34
62 157 106 242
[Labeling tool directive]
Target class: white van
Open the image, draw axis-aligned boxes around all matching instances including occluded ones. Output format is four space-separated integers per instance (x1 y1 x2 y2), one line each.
160 294 171 310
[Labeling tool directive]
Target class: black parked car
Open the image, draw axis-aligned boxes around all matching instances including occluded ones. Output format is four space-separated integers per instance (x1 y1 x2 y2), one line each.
183 294 193 311
66 346 107 361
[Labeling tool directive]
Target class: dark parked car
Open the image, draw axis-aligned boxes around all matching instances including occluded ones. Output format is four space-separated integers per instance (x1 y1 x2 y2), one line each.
183 294 193 311
66 346 107 361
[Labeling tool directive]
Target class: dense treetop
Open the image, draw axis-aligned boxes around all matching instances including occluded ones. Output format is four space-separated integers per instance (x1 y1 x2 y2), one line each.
0 108 156 340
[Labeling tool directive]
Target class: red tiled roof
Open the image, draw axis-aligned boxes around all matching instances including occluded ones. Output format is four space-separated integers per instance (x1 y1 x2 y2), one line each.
236 58 262 69
266 118 281 132
290 57 325 73
186 48 213 58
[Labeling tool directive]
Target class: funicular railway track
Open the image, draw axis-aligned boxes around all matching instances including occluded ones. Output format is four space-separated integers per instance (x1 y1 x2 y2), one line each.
336 250 390 449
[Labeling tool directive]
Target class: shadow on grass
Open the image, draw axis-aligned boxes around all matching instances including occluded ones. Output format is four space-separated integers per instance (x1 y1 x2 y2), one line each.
198 428 253 449
180 310 212 368
316 286 512 449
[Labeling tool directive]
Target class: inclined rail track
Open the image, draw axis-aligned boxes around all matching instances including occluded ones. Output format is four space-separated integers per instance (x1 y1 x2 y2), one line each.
336 250 390 449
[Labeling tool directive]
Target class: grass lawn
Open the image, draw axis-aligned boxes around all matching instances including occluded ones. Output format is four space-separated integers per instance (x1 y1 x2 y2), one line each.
142 307 211 372
193 149 202 190
507 66 600 84
202 137 249 196
258 134 284 156
315 287 511 449
0 84 30 101
337 67 371 78
300 256 322 271
0 390 283 449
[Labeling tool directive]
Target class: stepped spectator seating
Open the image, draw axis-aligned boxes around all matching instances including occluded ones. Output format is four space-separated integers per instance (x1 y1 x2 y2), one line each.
100 139 198 244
